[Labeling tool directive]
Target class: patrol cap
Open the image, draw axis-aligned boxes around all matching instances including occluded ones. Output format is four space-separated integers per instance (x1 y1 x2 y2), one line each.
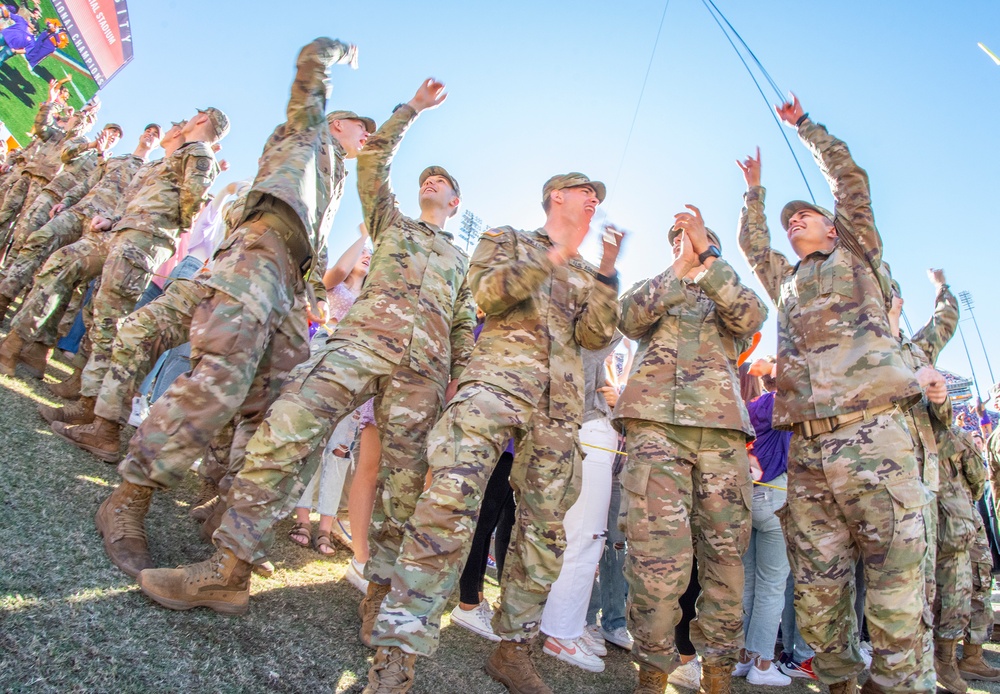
103 122 123 137
542 172 606 205
197 107 230 140
143 123 162 136
420 166 461 197
327 110 376 134
780 200 834 231
668 226 722 251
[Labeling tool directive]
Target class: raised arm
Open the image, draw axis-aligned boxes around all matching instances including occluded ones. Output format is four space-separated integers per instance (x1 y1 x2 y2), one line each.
60 135 91 164
736 148 792 304
178 144 219 230
286 37 357 133
323 223 369 289
911 268 959 366
618 268 686 341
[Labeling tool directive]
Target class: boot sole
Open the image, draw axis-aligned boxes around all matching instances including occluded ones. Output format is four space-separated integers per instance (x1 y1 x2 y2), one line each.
959 670 1000 683
484 659 551 694
0 361 16 377
21 363 44 379
51 425 121 463
138 581 249 616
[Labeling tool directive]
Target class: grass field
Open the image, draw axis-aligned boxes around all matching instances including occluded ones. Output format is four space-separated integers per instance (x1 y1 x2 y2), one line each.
2 346 1000 692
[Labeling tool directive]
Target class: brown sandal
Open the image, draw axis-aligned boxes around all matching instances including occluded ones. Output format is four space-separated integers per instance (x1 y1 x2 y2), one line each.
288 522 312 548
314 533 336 556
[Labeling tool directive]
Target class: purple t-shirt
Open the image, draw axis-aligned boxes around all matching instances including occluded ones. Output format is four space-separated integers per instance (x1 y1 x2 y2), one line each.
747 391 791 484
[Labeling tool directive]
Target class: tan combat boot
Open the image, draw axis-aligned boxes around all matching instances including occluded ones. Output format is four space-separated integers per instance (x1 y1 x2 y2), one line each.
859 677 883 693
0 294 11 322
0 330 26 376
191 494 221 523
19 340 50 378
633 665 669 693
48 364 82 399
828 677 858 694
138 546 252 615
362 646 417 694
38 395 95 425
189 478 219 520
52 416 121 462
935 638 970 694
359 581 392 648
485 640 553 694
958 642 1000 682
700 663 731 694
95 481 155 577
199 497 228 544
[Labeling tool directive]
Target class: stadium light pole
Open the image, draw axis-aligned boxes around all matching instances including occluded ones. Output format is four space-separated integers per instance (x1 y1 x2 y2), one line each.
959 290 995 385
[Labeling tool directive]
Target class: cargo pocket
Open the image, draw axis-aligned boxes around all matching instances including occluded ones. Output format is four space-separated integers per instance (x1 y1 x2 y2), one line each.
882 478 935 571
112 244 155 300
937 492 977 553
619 462 651 542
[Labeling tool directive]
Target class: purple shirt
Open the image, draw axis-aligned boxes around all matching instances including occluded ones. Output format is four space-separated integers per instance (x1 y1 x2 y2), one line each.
747 391 791 483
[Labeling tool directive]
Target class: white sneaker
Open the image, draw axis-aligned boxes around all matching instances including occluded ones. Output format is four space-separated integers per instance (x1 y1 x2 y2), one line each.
127 394 149 427
344 558 368 594
450 600 500 642
668 658 702 690
329 518 353 551
582 623 607 657
748 660 792 686
733 659 753 677
601 625 634 650
542 635 605 673
860 643 873 669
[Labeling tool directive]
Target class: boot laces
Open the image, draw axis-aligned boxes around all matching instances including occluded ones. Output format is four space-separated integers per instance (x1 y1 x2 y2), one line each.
373 649 413 688
187 554 225 586
114 487 151 541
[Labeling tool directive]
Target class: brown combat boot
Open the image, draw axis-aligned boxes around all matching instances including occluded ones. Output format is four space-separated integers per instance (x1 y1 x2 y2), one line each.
19 340 50 378
47 365 82 399
633 665 669 693
828 677 858 694
359 581 392 648
52 416 121 462
95 481 155 578
362 646 416 694
138 546 252 615
958 642 1000 682
700 663 731 694
199 497 228 544
859 677 883 693
0 330 26 376
38 395 95 425
0 294 11 322
935 638 970 694
189 478 219 520
485 640 553 694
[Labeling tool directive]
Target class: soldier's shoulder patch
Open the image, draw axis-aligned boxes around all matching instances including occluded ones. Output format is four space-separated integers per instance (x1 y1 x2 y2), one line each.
482 225 517 238
195 158 212 172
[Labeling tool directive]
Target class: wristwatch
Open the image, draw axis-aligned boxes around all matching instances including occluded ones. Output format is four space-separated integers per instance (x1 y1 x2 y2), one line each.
697 245 721 265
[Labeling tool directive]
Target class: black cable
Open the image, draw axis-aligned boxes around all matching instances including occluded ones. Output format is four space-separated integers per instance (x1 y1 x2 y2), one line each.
704 0 784 101
700 0 816 204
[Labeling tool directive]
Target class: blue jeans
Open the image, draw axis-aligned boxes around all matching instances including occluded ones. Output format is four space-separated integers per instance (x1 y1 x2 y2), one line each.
586 474 628 631
782 575 815 662
743 474 790 657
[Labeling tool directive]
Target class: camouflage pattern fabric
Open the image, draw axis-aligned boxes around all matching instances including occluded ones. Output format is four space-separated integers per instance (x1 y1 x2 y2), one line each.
63 154 145 219
373 383 580 655
0 174 31 249
782 410 934 692
618 422 750 672
989 429 1000 520
965 513 994 646
0 208 86 302
933 458 976 639
5 189 59 262
737 121 922 428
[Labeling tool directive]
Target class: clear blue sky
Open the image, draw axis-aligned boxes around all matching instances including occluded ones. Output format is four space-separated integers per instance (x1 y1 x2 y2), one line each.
95 0 999 395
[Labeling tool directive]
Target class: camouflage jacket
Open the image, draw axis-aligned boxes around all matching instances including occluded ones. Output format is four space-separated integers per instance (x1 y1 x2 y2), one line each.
23 129 67 182
948 426 988 502
331 104 475 386
613 259 767 436
41 136 102 199
461 226 620 423
238 38 352 271
738 121 920 427
111 141 218 248
61 153 145 220
987 427 1000 491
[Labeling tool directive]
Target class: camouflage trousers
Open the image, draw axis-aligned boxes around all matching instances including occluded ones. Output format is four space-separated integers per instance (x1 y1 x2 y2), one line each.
617 420 751 672
8 187 57 260
213 341 443 573
784 410 935 693
934 461 977 639
94 277 207 421
966 512 994 645
10 231 113 346
0 173 29 227
0 208 84 303
79 229 174 398
373 382 580 656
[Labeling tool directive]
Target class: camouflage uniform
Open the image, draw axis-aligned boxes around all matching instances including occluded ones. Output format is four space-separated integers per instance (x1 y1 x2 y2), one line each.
10 114 76 249
373 220 619 656
611 253 766 672
738 117 934 692
0 153 145 305
966 513 994 646
77 140 219 398
117 38 359 500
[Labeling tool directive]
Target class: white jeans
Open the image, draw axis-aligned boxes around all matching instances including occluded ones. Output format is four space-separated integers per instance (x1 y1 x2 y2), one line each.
540 416 617 639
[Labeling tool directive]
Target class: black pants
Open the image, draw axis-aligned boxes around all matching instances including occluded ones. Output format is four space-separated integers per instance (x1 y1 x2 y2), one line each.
459 451 516 604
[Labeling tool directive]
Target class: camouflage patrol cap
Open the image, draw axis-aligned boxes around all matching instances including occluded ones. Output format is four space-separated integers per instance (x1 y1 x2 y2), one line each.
143 123 162 136
197 107 230 140
420 166 460 197
103 123 123 137
542 173 606 205
326 110 376 134
780 200 834 231
668 226 722 252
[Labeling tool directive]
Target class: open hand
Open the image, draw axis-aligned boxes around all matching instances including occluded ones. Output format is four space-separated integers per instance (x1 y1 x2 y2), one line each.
927 268 946 288
672 205 709 254
599 223 625 275
671 229 698 278
408 79 448 113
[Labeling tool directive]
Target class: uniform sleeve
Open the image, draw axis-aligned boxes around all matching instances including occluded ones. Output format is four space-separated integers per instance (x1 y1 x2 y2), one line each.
469 229 554 315
286 37 355 133
574 280 620 351
356 105 416 245
179 147 220 230
618 267 686 340
911 284 960 366
797 119 883 268
697 258 768 339
448 275 477 380
308 243 329 300
738 185 792 305
61 161 102 208
60 136 90 164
